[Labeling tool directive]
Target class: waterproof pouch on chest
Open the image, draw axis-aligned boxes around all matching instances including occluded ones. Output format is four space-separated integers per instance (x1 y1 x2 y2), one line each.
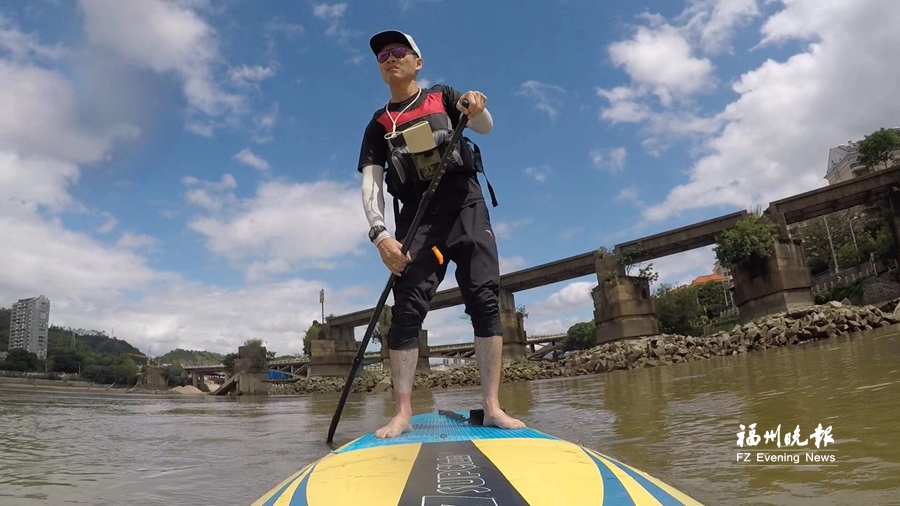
403 121 442 181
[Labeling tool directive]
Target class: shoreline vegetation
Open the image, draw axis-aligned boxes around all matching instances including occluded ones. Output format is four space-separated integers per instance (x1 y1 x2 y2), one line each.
269 299 900 396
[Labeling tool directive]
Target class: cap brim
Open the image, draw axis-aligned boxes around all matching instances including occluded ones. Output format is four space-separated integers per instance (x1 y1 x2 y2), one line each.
369 30 415 55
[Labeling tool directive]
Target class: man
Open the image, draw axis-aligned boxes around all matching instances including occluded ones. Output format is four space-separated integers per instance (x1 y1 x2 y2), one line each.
357 30 526 438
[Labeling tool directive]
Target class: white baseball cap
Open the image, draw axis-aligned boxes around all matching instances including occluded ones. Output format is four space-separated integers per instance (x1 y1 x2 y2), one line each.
369 30 422 58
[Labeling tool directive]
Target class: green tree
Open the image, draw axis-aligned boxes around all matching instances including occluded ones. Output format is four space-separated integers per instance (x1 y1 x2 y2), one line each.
0 348 39 372
221 352 237 373
714 212 779 270
856 127 900 171
162 364 188 387
302 320 322 356
696 281 728 319
653 282 703 335
561 321 596 352
617 245 660 283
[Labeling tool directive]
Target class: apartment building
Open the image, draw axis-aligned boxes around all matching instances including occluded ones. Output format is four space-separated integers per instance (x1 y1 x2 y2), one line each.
824 128 900 185
8 295 51 360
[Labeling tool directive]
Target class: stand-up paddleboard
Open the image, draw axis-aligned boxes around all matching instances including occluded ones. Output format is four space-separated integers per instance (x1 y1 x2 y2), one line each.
252 410 705 505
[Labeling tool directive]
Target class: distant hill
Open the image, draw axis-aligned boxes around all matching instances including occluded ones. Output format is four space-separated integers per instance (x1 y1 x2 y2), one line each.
156 348 224 366
48 326 143 357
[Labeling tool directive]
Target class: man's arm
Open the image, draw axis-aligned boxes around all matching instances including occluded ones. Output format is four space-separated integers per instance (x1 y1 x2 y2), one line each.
441 85 493 134
358 117 391 245
361 164 391 246
467 107 492 134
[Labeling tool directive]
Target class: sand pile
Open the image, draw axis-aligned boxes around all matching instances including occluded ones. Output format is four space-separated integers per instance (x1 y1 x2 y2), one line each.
171 385 205 394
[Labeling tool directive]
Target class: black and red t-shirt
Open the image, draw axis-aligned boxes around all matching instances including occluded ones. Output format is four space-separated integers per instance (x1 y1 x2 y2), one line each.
357 84 484 215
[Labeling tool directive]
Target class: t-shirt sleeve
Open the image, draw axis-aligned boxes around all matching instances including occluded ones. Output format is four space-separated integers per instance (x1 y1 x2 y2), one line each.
439 84 464 129
358 118 387 172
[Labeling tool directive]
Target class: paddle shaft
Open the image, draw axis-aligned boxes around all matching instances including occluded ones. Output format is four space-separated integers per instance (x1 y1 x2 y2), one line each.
326 99 472 443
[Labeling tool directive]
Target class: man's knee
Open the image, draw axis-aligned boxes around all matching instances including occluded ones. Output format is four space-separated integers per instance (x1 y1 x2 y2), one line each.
388 294 428 350
465 285 503 338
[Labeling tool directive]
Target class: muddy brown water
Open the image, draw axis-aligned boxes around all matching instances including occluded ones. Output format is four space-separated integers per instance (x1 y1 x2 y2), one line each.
1 329 898 506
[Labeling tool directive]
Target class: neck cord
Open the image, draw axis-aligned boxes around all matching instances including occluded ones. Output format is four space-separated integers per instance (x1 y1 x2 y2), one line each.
383 87 421 141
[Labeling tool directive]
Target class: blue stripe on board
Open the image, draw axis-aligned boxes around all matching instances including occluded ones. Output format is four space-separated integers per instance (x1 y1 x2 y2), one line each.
261 465 309 506
601 455 687 506
582 449 636 506
288 465 314 506
335 411 557 453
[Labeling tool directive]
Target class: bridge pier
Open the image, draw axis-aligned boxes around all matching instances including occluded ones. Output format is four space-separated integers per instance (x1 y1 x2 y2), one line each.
381 329 431 374
592 254 659 344
308 326 358 377
732 237 814 324
498 288 527 360
190 370 205 388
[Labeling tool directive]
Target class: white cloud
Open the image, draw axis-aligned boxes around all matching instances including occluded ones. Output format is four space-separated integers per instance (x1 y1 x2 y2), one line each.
0 14 68 61
590 147 627 173
648 246 718 287
679 0 762 55
500 256 528 274
522 280 597 336
607 24 715 107
312 3 347 19
97 213 118 234
229 64 276 85
116 232 160 252
183 176 370 277
252 103 280 144
77 0 245 133
524 166 549 183
0 8 392 359
635 0 900 222
615 186 644 208
516 80 566 120
233 147 270 171
492 219 532 240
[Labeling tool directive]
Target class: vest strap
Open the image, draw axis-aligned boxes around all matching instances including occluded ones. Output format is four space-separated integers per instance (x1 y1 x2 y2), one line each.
465 137 498 208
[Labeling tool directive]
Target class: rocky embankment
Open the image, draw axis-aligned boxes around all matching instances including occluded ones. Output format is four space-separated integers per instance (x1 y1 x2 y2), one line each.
269 300 900 396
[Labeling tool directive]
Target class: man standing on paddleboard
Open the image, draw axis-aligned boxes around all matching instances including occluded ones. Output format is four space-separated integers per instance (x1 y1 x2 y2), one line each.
358 30 525 438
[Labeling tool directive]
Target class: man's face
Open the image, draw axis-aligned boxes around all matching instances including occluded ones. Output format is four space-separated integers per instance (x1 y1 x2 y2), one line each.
377 42 422 84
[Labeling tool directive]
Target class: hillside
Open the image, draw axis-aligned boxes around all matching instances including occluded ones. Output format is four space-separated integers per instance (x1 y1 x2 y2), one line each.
156 348 224 366
48 326 142 356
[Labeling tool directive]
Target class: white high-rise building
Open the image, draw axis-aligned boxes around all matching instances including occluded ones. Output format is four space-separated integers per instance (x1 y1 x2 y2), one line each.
9 295 51 360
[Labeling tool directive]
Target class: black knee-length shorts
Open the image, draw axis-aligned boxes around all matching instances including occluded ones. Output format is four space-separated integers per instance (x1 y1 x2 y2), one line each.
387 199 504 350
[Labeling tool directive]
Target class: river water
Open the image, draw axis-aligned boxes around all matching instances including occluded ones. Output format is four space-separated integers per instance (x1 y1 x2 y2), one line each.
1 330 899 506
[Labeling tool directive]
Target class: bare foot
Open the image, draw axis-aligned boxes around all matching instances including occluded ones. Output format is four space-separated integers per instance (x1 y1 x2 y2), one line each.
483 409 526 429
374 413 412 438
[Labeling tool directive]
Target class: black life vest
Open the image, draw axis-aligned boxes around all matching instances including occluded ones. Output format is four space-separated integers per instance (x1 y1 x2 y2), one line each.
374 90 497 217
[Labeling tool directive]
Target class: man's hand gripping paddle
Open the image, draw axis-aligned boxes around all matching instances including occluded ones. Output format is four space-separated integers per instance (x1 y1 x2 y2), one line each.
326 99 470 444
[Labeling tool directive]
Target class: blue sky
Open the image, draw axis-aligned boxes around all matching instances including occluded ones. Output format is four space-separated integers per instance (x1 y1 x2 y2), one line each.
2 0 898 357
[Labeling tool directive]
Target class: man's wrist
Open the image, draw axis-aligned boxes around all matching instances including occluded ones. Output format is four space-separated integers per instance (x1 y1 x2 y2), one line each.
369 224 390 246
373 231 390 247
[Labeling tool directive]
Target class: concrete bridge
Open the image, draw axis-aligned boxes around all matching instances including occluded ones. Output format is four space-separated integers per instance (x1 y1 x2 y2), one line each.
316 165 900 374
183 334 566 383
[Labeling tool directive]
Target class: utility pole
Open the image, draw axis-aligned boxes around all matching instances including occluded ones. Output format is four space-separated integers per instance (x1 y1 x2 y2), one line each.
320 289 325 323
847 214 859 262
823 215 839 273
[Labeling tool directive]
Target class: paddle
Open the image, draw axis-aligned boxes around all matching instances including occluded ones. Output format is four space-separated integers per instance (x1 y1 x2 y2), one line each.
326 98 472 444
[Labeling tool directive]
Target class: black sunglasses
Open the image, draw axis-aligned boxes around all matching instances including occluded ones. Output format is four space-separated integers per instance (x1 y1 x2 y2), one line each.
377 46 416 63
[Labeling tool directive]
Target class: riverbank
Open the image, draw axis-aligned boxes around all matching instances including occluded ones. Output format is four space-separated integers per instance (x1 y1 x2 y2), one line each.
269 299 900 396
0 376 133 395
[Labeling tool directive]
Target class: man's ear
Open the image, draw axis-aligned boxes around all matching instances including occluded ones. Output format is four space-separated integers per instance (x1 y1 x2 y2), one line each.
415 57 423 72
